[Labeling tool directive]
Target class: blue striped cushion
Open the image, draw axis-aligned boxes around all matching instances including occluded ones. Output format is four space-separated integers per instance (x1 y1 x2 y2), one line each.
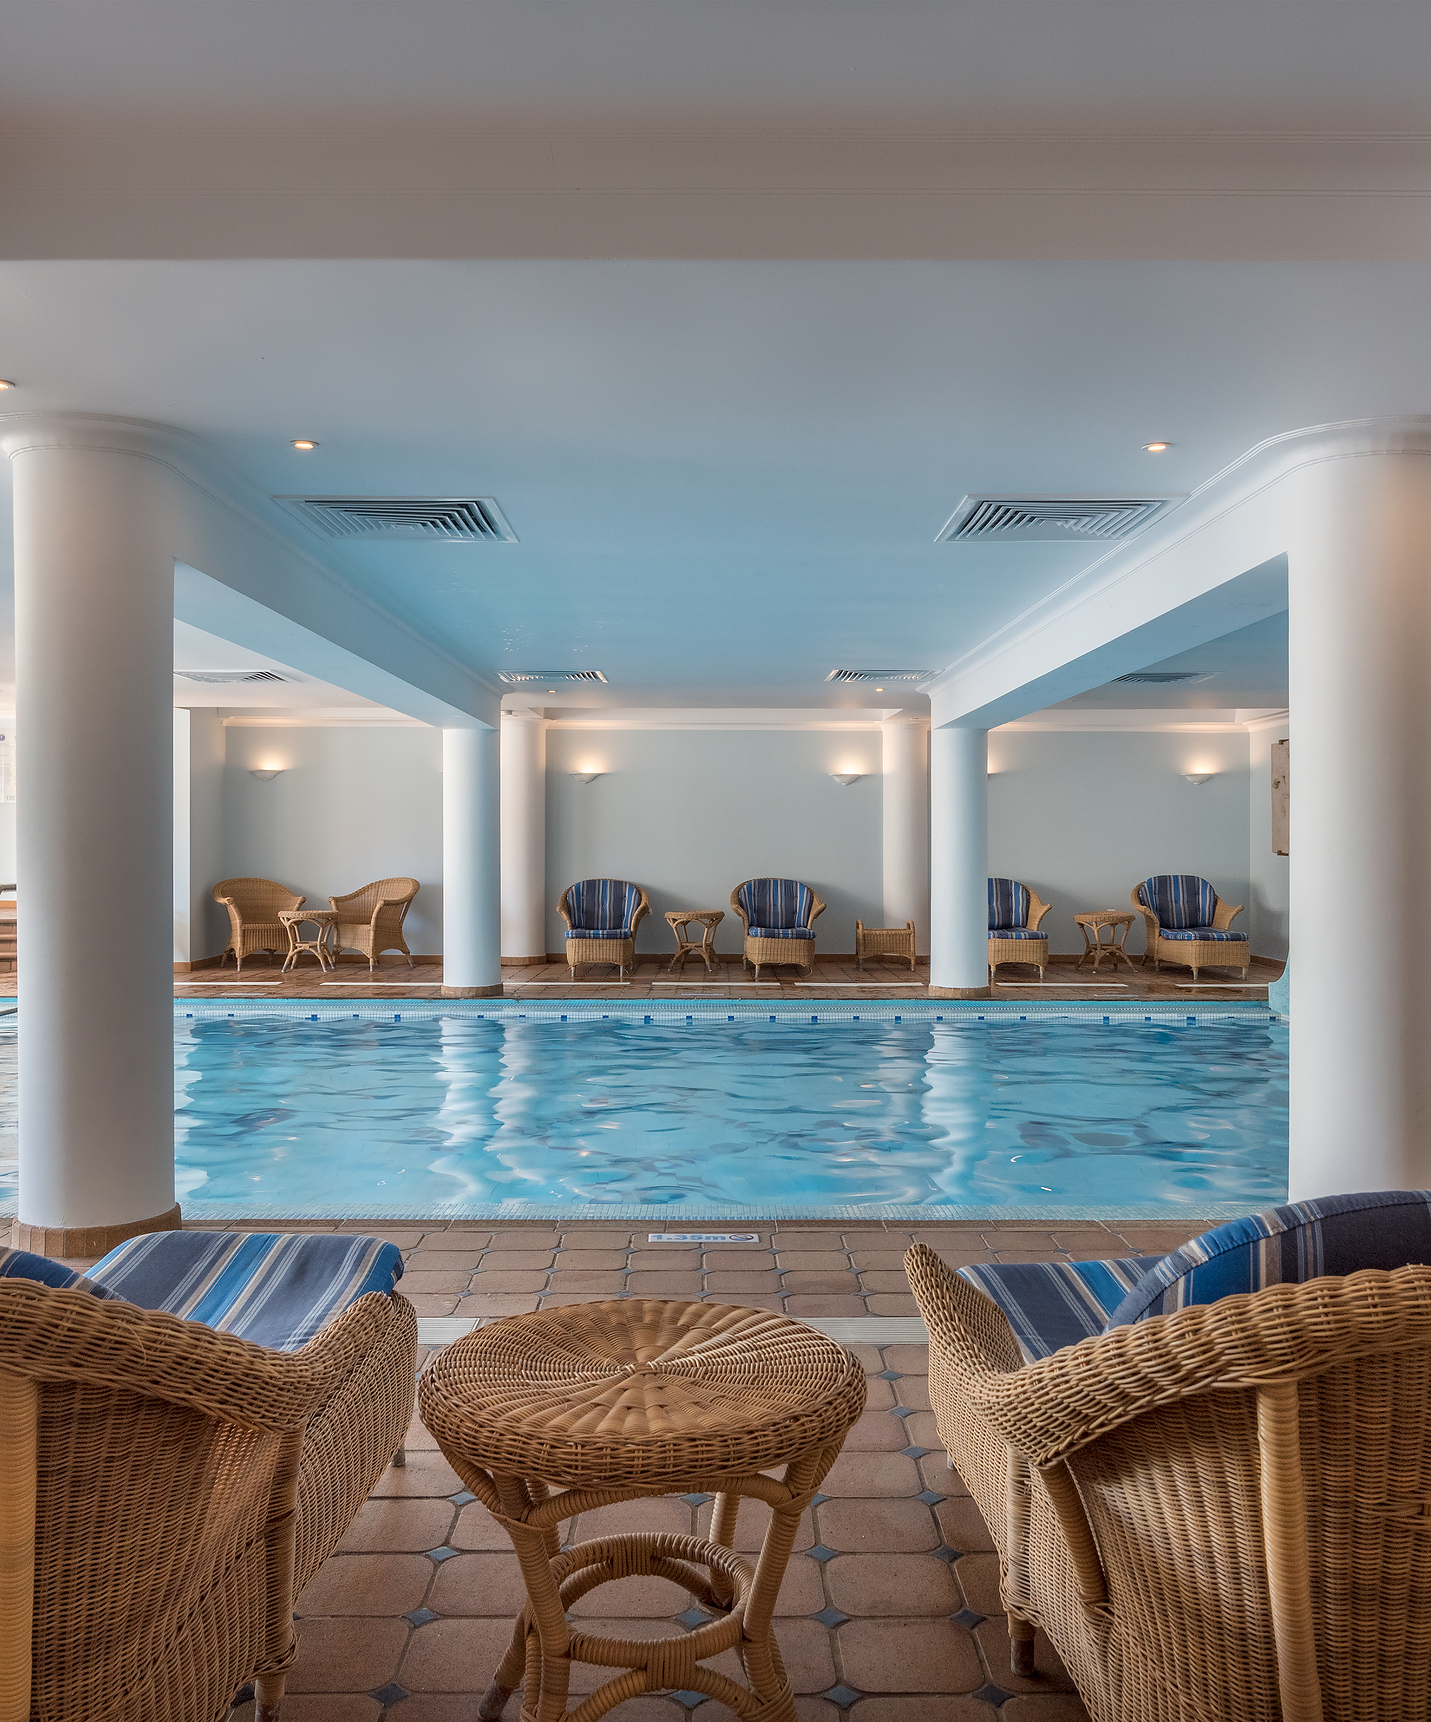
87 1232 404 1353
0 1246 118 1298
566 927 634 940
989 927 1046 941
988 878 1031 930
1139 874 1217 930
737 879 815 931
1105 1190 1431 1329
564 879 641 932
1159 926 1247 943
958 1258 1149 1360
747 926 815 940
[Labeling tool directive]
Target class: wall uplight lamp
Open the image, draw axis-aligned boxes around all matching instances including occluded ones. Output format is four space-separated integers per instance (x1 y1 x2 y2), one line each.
250 768 284 781
1183 773 1215 786
569 772 602 785
830 773 861 787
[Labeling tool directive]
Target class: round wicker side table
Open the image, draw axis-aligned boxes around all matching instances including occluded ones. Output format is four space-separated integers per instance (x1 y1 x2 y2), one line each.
419 1300 866 1722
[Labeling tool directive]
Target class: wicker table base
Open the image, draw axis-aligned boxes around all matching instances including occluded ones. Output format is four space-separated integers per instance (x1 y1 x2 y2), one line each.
419 1300 866 1722
664 909 724 974
278 908 338 972
1073 909 1137 973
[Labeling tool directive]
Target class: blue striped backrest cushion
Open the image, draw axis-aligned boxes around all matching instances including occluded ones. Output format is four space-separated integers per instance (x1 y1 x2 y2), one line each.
987 878 1030 929
739 879 813 929
567 879 636 931
1140 874 1216 929
1105 1190 1431 1329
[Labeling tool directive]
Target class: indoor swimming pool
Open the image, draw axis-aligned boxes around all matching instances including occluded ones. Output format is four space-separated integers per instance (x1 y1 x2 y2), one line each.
0 1002 1288 1220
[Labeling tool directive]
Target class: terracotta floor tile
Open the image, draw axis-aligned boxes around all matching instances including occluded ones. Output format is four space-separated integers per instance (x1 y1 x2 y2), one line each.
991 1249 1073 1263
924 1250 1000 1270
453 1500 527 1551
848 1250 914 1270
541 1291 629 1308
820 1450 921 1498
702 1617 836 1696
704 1295 786 1313
768 1230 845 1247
467 1269 551 1293
836 1617 983 1692
769 1550 826 1614
704 1249 776 1270
934 1497 996 1554
849 1699 998 1721
336 1498 455 1554
844 1344 886 1373
542 1271 628 1292
779 1272 861 1294
815 1497 940 1553
1107 1226 1199 1251
287 1616 408 1692
1047 1230 1117 1252
486 1231 563 1249
842 1408 909 1453
574 1497 693 1540
972 1617 1077 1692
558 1232 637 1251
880 1345 931 1375
386 1698 517 1722
439 1229 496 1248
855 1271 915 1294
478 1249 557 1271
461 1293 543 1318
791 1697 841 1722
864 1293 921 1316
900 1411 942 1451
428 1550 529 1617
261 1698 382 1722
297 1552 431 1617
407 1252 488 1275
704 1271 782 1293
369 1451 463 1498
567 1573 692 1617
343 1228 427 1248
405 1294 461 1316
627 1249 704 1270
824 1552 960 1617
919 1454 967 1495
404 1409 440 1451
551 1249 631 1270
841 1232 909 1250
998 1695 1092 1720
977 1231 1063 1250
775 1251 852 1271
895 1377 933 1411
397 1615 517 1692
858 1377 895 1411
401 1270 475 1294
696 1499 814 1553
625 1272 707 1295
782 1295 869 1317
952 1552 1002 1616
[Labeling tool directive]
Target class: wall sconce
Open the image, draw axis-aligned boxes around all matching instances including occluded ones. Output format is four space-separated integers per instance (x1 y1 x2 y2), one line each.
569 772 602 785
1183 773 1215 786
250 768 284 781
830 773 862 787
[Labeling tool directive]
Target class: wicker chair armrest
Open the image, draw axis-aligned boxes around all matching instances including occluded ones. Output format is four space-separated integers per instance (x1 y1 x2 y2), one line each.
629 888 651 936
729 884 751 933
1212 898 1245 930
956 1265 1431 1468
903 1244 1026 1379
556 889 575 932
1128 885 1160 942
1026 891 1052 932
806 889 826 927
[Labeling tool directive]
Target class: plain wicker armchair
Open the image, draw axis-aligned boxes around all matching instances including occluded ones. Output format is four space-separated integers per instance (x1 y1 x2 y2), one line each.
905 1189 1431 1722
328 876 420 971
0 1232 416 1722
987 877 1051 981
730 878 826 980
214 876 305 972
557 878 651 978
1132 872 1249 981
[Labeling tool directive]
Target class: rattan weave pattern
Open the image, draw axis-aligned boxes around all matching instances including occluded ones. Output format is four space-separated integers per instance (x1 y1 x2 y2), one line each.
214 877 307 972
1130 882 1250 982
421 1299 865 1489
905 1244 1431 1722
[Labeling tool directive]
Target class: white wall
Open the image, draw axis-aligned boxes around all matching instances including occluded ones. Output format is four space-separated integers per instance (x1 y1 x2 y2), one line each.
544 727 883 955
221 724 444 953
1247 721 1291 959
987 728 1253 957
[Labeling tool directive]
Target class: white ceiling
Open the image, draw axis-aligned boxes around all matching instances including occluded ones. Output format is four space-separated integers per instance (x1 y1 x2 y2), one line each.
1056 610 1288 710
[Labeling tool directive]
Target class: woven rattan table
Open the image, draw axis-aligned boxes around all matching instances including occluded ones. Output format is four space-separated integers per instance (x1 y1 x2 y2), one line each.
420 1300 866 1722
663 909 724 974
1073 909 1137 973
279 908 338 972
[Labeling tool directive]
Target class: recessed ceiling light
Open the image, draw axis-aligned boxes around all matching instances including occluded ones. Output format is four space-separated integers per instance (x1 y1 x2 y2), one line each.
1143 441 1171 453
0 379 15 390
291 439 318 450
874 686 884 692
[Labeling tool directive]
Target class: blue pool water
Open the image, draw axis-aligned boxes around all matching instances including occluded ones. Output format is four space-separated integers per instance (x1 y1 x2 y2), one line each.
0 1005 1289 1220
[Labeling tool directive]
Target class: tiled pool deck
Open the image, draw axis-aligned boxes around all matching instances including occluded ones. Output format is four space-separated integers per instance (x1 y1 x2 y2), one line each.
136 1217 1198 1722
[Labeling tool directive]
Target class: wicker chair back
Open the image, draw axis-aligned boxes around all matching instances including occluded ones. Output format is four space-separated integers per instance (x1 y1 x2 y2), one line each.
328 877 420 925
212 876 305 917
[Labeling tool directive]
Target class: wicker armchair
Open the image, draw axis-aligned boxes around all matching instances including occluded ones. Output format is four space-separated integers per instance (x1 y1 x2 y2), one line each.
328 876 420 971
987 877 1051 981
214 876 305 972
557 878 650 978
0 1238 416 1722
904 1189 1431 1722
730 878 826 980
1132 873 1249 981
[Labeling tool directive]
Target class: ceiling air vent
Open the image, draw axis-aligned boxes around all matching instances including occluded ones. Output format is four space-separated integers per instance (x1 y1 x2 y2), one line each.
276 496 516 542
498 670 608 685
825 669 934 684
175 670 287 684
1113 671 1211 686
937 496 1174 543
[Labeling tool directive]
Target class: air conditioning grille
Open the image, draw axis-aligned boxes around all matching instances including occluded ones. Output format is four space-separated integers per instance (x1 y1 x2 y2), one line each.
1114 671 1211 686
176 670 287 684
825 669 934 684
276 496 516 542
498 670 608 684
938 495 1174 543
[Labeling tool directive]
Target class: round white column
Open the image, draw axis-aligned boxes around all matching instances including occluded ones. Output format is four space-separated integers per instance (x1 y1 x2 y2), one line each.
5 418 177 1251
442 726 502 997
882 715 930 952
1287 450 1431 1197
928 725 989 998
499 710 547 965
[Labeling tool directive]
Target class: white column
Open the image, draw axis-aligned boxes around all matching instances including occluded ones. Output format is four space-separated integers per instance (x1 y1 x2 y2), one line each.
500 709 547 965
928 726 989 998
5 420 177 1249
442 726 502 997
1287 451 1431 1197
881 715 929 951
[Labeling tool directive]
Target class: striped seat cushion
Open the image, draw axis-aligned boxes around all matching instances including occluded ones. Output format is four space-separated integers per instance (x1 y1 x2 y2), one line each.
988 878 1031 930
747 926 815 940
737 879 815 931
1138 874 1217 929
957 1258 1149 1361
1104 1190 1431 1329
564 879 641 932
0 1245 117 1298
87 1231 404 1352
566 927 634 940
988 927 1046 941
1158 926 1247 942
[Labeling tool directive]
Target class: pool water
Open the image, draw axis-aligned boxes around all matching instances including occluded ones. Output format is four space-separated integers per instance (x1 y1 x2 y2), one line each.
150 1008 1288 1220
